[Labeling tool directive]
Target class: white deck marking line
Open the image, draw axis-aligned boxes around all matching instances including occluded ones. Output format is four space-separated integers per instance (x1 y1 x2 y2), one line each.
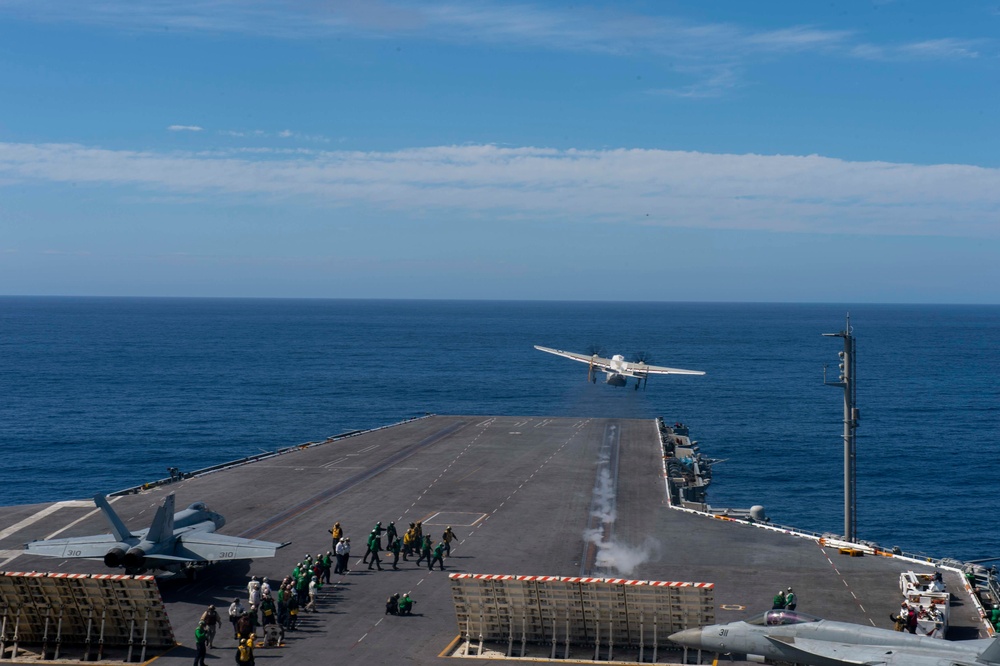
357 632 368 643
818 544 875 626
0 549 26 568
357 444 379 453
0 500 94 541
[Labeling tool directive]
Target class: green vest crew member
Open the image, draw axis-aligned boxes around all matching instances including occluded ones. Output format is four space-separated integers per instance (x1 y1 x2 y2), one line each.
193 621 208 666
428 542 446 571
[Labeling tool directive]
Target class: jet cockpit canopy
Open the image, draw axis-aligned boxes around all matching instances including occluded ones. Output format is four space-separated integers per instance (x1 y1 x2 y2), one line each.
746 610 823 627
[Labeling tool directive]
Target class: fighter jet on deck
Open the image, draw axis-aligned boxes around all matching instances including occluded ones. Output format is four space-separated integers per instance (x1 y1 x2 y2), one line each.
669 609 1000 666
24 493 288 574
534 345 705 389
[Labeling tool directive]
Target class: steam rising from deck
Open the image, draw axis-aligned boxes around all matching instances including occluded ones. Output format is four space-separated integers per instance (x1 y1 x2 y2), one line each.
584 466 661 576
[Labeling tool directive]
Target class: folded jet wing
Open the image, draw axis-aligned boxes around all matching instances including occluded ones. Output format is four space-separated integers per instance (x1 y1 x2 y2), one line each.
174 533 287 562
24 493 287 573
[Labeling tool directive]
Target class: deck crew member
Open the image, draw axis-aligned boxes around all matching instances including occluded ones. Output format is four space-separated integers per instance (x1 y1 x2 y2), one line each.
335 537 350 574
442 526 456 556
228 598 244 639
329 521 343 549
199 604 220 648
428 541 446 571
193 621 208 666
385 592 400 615
416 536 432 566
402 524 417 558
320 551 333 583
387 536 402 570
235 634 255 666
366 531 384 571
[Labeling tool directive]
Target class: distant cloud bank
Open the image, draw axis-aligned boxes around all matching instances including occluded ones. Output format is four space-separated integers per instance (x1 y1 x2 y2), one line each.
167 125 203 132
1 141 997 238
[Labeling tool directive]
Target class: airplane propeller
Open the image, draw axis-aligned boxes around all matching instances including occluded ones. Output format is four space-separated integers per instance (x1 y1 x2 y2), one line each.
632 351 653 390
586 344 605 384
632 350 654 364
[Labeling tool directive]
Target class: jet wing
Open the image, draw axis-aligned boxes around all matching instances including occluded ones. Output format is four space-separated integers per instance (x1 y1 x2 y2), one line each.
24 534 127 559
534 346 613 369
628 362 705 376
175 533 288 562
765 635 964 666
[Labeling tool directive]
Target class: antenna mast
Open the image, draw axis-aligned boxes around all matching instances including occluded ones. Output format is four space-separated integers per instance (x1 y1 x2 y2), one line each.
823 314 859 542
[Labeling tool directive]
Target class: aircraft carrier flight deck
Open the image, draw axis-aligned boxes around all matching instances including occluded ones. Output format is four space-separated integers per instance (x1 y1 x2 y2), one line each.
0 415 988 664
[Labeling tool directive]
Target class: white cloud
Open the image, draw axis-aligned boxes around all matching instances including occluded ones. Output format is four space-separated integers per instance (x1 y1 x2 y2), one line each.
1 140 998 238
219 128 330 143
167 124 203 132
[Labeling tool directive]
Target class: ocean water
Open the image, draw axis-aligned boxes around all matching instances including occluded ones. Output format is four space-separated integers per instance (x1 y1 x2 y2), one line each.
1 298 998 562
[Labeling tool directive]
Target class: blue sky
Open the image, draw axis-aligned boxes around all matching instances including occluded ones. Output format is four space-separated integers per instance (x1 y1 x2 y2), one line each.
1 1 998 302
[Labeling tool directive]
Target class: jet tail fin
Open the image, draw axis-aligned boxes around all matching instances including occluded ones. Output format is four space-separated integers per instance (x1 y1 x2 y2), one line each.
978 636 1000 664
94 494 133 542
146 494 176 544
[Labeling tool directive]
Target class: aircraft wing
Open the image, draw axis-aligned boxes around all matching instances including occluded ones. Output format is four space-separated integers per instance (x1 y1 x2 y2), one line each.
765 635 965 666
175 533 289 562
534 346 613 369
628 362 705 376
24 534 127 559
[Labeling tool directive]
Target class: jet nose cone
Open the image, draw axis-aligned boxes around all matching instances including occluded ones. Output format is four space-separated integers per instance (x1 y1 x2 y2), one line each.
669 627 703 649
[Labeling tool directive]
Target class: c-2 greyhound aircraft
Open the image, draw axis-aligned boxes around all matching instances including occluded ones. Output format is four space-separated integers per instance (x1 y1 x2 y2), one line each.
669 609 1000 666
24 493 287 574
534 345 705 389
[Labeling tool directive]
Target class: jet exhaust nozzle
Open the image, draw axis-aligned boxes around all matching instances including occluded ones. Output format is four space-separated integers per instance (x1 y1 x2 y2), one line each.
104 547 126 568
122 547 146 569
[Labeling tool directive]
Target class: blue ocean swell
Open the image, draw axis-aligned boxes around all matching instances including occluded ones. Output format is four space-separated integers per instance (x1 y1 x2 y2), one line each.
1 298 997 561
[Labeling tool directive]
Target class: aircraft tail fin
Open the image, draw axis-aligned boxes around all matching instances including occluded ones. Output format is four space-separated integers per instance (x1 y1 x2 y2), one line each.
146 494 176 544
94 494 133 542
978 636 1000 664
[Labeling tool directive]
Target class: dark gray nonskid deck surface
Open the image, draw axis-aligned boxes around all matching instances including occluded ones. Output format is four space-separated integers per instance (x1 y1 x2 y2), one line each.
0 416 985 664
